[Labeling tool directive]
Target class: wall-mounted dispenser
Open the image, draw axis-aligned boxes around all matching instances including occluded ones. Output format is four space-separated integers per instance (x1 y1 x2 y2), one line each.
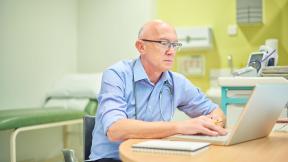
176 27 212 50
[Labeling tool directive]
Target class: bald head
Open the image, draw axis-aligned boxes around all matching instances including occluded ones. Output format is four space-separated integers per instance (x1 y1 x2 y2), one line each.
138 20 176 39
135 20 178 80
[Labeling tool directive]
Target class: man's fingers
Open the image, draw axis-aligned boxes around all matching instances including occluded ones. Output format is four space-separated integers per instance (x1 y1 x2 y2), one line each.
202 120 227 135
206 114 224 127
198 127 219 136
214 120 225 127
180 116 227 136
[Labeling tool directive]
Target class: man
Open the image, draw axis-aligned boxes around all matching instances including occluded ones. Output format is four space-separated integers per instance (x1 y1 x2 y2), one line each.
89 20 226 162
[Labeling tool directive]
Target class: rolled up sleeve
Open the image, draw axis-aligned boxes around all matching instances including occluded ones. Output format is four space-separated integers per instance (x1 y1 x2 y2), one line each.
177 75 218 117
97 69 128 135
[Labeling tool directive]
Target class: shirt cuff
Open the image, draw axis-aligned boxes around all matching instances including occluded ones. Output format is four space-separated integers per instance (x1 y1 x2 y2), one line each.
101 109 128 135
207 103 219 114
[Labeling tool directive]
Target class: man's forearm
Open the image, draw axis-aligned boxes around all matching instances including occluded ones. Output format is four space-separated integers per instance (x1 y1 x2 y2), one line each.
107 119 178 142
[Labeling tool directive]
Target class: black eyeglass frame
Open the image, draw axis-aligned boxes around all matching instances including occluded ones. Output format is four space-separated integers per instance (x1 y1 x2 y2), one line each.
140 39 182 50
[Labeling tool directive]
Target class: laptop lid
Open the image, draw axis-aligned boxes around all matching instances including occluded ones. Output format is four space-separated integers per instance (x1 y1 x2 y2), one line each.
227 84 288 145
170 84 288 145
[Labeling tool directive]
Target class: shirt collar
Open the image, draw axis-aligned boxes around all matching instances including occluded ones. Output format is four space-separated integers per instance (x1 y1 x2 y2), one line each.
133 57 173 86
133 57 149 82
160 70 173 86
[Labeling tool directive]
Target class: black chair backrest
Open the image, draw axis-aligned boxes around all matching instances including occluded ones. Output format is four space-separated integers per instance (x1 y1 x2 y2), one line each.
83 115 95 161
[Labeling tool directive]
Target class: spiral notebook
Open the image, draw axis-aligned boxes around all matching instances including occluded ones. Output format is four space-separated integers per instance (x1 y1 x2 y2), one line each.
132 140 210 155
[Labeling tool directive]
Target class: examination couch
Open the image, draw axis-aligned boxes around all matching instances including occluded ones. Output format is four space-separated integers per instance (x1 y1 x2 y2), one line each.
0 73 102 162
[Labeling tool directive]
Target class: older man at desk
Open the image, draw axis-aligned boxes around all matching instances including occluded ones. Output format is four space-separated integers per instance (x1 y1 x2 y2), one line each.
89 20 227 162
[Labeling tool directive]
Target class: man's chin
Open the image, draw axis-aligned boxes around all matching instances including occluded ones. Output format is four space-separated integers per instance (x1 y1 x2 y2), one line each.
162 66 173 71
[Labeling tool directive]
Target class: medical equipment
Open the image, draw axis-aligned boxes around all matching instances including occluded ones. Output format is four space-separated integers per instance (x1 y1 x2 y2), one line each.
0 101 98 162
261 66 288 79
232 66 257 77
233 40 278 77
0 73 101 162
132 60 175 121
248 46 277 73
133 80 174 121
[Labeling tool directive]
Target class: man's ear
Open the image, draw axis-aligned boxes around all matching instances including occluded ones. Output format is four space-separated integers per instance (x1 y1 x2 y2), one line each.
135 40 145 54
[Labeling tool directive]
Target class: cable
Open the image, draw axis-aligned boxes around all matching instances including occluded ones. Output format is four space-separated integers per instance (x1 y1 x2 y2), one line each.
261 49 276 62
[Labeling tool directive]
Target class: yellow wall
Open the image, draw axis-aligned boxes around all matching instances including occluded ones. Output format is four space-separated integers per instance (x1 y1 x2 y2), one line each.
157 0 288 91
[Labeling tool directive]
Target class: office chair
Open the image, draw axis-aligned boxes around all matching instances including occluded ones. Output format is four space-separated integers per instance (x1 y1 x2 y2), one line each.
62 115 95 162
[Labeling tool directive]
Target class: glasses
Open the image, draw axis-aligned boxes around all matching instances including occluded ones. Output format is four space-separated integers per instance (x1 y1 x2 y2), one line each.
141 39 182 51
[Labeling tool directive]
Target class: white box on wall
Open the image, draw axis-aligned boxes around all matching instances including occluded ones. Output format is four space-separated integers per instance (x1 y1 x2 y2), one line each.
176 27 212 50
176 55 205 76
237 0 263 24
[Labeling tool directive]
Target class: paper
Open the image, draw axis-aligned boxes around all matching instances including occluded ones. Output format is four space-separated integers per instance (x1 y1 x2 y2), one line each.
132 140 210 154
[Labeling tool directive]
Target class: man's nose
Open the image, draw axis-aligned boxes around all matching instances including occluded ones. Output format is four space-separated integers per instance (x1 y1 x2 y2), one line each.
166 47 176 55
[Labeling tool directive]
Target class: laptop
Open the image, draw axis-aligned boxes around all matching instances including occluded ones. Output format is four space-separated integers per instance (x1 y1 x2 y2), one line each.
171 84 288 145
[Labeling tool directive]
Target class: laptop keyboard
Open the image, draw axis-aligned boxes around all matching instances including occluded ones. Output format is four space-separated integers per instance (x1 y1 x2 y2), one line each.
173 132 231 142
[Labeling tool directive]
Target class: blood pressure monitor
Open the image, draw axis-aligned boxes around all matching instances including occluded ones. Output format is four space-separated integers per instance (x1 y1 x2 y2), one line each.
247 52 264 72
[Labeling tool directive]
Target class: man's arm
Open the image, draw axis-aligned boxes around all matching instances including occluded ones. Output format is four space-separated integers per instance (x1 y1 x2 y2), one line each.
107 115 227 142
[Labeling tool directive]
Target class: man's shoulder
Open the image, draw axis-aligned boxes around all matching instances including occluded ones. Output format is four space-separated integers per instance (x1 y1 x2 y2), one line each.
106 59 133 73
102 59 134 80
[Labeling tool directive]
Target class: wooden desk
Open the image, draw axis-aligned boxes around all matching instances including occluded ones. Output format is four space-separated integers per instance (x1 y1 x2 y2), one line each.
120 132 288 162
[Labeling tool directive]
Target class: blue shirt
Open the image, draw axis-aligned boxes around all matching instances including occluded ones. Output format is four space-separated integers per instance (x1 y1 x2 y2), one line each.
89 57 218 160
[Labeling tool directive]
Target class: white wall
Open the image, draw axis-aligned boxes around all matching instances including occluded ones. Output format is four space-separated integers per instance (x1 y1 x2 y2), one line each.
0 0 78 109
0 0 155 161
77 0 155 72
0 0 155 108
0 0 78 161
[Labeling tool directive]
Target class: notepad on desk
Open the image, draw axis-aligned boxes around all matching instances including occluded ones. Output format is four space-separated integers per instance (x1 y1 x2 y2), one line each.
132 140 210 155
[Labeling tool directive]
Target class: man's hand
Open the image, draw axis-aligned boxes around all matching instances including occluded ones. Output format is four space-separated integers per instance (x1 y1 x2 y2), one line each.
208 107 226 128
175 116 227 136
206 114 225 127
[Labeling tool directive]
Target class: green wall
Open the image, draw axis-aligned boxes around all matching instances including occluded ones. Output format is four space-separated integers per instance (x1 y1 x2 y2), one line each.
157 0 288 91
